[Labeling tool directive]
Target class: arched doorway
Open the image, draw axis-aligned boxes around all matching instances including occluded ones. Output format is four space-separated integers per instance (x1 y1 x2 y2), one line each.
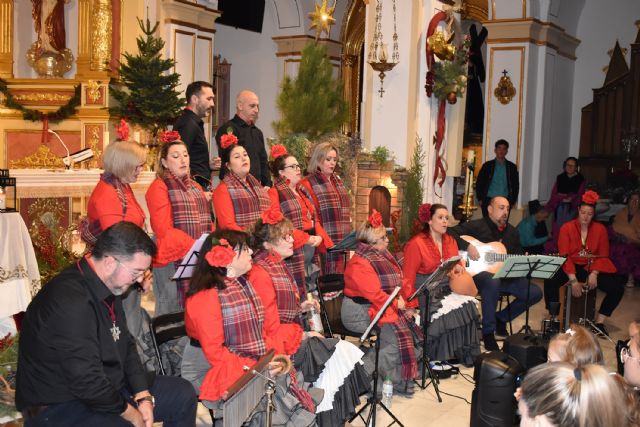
369 185 391 226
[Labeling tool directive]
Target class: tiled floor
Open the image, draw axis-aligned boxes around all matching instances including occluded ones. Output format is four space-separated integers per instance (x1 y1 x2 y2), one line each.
142 283 639 426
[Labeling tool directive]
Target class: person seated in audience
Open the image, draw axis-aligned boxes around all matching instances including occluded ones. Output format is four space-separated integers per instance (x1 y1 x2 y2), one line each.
180 230 318 426
543 191 624 338
342 210 422 397
519 363 638 427
267 144 332 294
145 131 214 314
212 140 271 231
547 324 604 365
401 203 481 366
449 196 543 351
247 207 370 425
517 200 550 255
610 191 640 288
622 320 640 388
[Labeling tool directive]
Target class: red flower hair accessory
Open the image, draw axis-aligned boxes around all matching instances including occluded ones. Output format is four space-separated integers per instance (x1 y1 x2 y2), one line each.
582 190 599 205
116 119 129 141
205 238 236 268
220 128 238 149
261 205 284 225
159 130 181 144
368 209 383 228
271 144 288 160
418 203 432 223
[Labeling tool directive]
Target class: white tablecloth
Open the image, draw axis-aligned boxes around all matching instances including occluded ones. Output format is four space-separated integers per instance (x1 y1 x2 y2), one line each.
0 212 41 317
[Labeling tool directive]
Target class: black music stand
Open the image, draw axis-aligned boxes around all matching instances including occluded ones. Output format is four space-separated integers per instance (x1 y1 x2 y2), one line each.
172 233 210 280
493 255 565 335
408 256 461 398
350 286 405 427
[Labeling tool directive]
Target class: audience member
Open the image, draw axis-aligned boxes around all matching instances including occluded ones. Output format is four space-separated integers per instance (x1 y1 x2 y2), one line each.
547 324 604 366
622 320 640 388
610 191 640 288
517 200 550 254
475 139 519 217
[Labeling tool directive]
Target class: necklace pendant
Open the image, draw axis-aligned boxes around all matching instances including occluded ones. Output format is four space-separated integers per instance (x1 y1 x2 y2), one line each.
110 322 121 342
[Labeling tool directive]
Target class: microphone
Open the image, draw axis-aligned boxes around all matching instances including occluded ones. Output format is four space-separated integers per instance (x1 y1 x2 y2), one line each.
47 129 71 169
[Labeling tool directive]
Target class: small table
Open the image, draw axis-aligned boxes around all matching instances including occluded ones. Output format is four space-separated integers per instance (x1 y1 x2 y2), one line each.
0 212 40 318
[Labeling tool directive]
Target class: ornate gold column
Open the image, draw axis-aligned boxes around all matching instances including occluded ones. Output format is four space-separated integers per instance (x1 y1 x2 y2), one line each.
76 0 111 79
0 0 13 79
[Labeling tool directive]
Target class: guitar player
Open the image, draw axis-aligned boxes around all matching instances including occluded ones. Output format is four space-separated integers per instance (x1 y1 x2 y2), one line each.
449 196 543 351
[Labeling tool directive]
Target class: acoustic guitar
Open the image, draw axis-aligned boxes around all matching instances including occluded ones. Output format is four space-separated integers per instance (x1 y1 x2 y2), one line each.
457 235 523 276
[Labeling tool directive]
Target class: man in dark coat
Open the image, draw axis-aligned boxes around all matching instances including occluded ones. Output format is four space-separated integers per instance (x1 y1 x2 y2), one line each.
476 139 519 217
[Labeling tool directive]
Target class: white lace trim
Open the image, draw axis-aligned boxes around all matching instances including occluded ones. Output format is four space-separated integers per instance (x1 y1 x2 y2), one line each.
431 293 479 320
313 339 364 413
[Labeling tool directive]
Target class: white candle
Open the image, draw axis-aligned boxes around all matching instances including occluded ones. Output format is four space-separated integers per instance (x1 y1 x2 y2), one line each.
0 187 5 210
467 149 475 163
379 44 388 62
133 131 141 143
103 131 110 150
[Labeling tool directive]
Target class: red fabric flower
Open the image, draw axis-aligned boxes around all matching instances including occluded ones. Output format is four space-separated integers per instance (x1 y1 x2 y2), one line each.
368 209 383 228
261 205 284 225
418 203 432 223
582 190 599 205
159 130 181 144
271 144 288 160
205 243 236 268
220 130 238 149
116 119 129 141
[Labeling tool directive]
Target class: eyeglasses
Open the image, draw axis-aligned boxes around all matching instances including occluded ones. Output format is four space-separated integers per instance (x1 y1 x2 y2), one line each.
114 257 149 281
135 163 145 170
283 164 301 170
280 233 294 242
621 347 640 366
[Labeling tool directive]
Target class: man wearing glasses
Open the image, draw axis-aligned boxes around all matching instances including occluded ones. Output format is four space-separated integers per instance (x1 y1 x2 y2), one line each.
16 222 197 427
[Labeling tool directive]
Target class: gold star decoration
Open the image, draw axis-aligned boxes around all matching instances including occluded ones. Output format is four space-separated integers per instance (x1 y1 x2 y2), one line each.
308 0 336 40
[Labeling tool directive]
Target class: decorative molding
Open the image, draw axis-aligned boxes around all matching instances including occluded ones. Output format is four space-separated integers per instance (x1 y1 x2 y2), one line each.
272 35 343 58
161 0 221 34
0 0 13 79
90 0 113 72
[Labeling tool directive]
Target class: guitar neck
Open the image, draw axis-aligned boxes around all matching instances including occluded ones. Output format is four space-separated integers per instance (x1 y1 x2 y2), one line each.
485 253 520 263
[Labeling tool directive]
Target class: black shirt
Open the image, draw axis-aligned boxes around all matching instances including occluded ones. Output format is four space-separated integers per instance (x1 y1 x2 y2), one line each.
449 217 524 254
16 258 148 413
174 109 211 185
215 115 271 186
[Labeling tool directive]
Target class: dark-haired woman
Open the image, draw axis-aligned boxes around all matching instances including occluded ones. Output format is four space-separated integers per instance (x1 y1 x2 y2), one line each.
248 208 369 425
212 141 271 231
545 157 586 252
268 145 333 294
180 230 318 426
300 142 351 274
544 191 624 337
145 133 214 314
402 203 481 366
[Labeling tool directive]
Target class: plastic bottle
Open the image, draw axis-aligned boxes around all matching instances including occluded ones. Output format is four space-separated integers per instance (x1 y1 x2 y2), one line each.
306 293 324 335
381 378 393 407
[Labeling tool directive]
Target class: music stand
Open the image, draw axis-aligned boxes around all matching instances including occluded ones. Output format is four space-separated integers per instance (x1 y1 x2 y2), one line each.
172 233 210 280
493 255 565 335
408 256 461 397
350 286 405 427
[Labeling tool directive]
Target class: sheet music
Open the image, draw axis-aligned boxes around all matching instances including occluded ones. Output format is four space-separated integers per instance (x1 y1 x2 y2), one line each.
172 233 210 280
492 255 565 279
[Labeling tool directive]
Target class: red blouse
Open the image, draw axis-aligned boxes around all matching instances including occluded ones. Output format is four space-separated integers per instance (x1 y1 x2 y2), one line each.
87 180 145 230
558 219 616 274
145 179 214 267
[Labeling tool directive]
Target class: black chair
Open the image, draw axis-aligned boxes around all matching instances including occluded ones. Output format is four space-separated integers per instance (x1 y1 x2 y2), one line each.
316 273 365 340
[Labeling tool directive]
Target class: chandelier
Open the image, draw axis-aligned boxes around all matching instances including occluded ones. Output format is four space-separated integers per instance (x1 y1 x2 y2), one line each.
367 0 399 97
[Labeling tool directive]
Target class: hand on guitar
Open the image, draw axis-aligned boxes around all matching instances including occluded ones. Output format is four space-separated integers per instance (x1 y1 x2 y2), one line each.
466 244 480 261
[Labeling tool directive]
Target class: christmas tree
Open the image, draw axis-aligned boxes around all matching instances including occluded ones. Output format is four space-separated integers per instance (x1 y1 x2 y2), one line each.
273 42 348 139
109 18 183 138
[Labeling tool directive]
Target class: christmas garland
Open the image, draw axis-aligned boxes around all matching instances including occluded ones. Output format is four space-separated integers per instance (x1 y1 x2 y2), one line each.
0 77 81 123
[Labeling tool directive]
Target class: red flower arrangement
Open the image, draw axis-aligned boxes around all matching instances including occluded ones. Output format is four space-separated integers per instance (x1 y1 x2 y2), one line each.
271 144 288 160
116 119 129 141
205 238 236 268
418 203 432 223
582 190 599 205
261 205 284 225
220 128 238 149
159 130 181 144
368 209 383 228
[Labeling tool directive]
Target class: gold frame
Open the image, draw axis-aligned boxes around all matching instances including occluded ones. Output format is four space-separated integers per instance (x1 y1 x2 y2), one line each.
339 0 366 135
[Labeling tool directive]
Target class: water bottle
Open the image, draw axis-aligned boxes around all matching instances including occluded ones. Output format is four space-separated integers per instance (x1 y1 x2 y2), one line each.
306 293 324 335
381 378 393 408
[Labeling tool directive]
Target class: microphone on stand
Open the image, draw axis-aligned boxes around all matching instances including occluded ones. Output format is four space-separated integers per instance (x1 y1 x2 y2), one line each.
47 129 71 169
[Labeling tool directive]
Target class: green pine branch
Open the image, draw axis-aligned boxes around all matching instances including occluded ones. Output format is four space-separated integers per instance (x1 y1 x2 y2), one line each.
400 135 425 243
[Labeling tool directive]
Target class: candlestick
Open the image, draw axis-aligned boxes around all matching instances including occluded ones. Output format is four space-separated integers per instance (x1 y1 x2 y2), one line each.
103 131 110 150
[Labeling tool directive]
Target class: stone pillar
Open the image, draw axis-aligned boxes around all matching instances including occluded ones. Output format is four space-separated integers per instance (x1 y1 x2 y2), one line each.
0 0 13 78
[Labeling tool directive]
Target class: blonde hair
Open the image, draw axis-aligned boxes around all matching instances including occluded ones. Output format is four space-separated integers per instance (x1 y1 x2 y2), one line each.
103 140 147 179
307 142 338 174
356 220 386 245
521 363 634 427
549 324 604 366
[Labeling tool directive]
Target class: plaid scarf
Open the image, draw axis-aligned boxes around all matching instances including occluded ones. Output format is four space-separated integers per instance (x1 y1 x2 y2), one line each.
355 242 420 380
218 276 267 359
163 172 212 239
307 172 351 273
80 173 129 246
224 171 271 229
253 250 302 325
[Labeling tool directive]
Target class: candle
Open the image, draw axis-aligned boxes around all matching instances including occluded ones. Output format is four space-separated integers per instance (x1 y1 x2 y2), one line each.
0 187 5 210
379 44 388 62
103 131 110 150
467 149 475 163
133 131 141 143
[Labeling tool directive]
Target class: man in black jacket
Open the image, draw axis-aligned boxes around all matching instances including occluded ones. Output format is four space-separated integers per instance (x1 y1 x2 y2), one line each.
215 90 271 186
16 222 197 427
449 197 543 351
475 139 519 217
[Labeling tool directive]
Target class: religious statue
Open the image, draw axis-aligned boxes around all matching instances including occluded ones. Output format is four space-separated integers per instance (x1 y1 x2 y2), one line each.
27 0 74 78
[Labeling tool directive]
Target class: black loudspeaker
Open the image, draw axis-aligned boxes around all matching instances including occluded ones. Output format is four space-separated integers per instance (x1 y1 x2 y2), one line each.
216 0 266 33
470 351 523 427
502 333 547 371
